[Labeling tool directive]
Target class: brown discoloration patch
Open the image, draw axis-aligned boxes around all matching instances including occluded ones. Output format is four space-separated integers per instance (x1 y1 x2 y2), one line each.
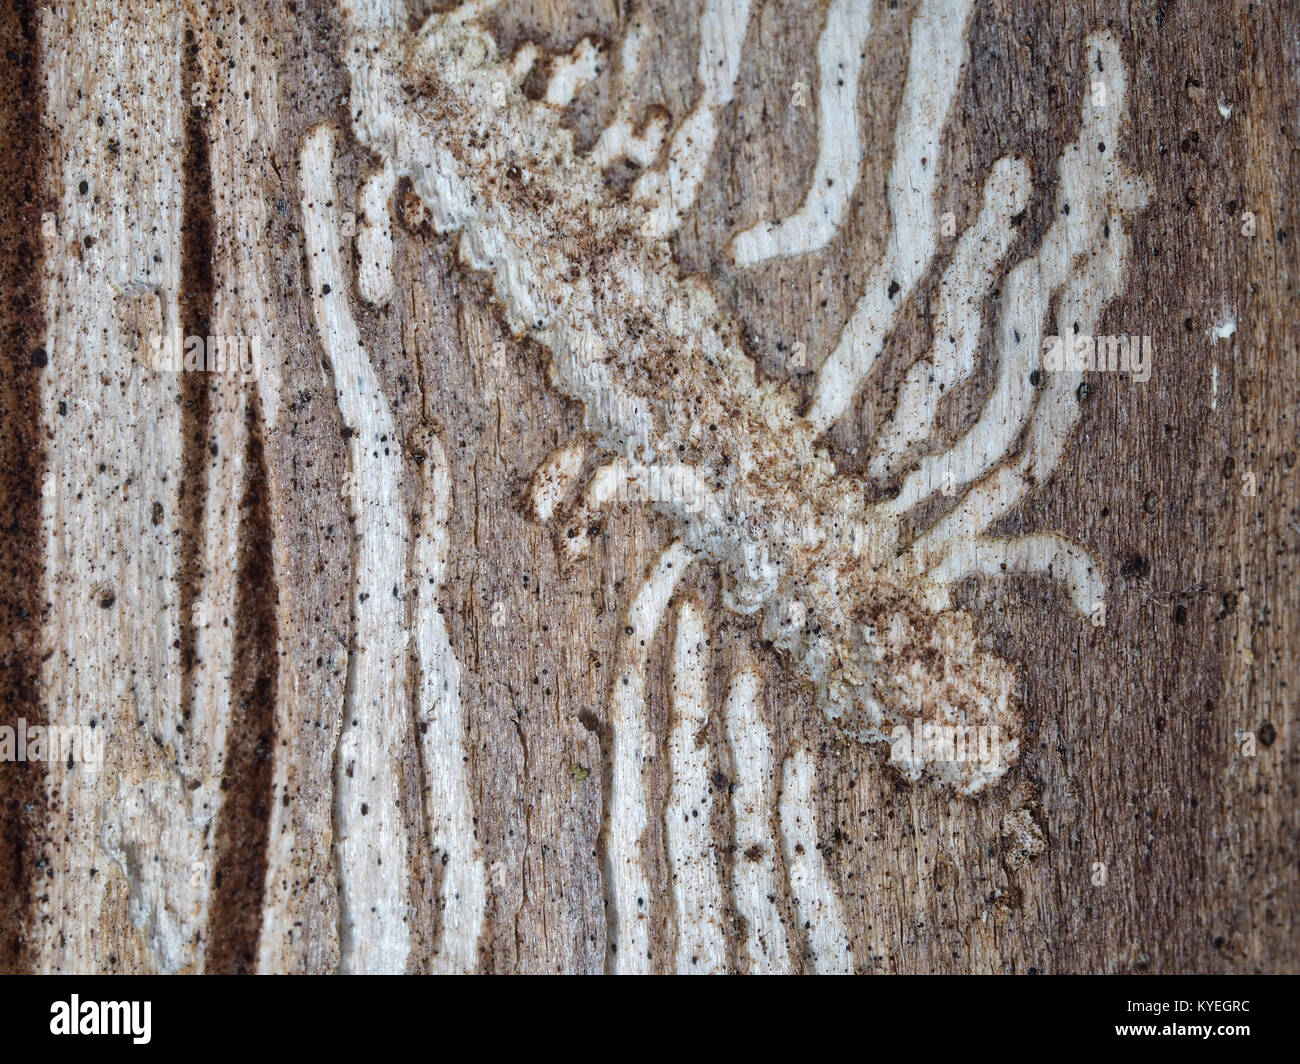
206 408 278 974
177 11 215 752
0 0 46 975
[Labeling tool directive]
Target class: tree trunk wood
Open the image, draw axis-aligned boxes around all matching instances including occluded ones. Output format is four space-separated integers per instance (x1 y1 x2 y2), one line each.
0 0 1295 975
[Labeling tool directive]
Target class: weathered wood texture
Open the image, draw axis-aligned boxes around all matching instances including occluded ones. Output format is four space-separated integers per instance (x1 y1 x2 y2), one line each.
0 0 1296 974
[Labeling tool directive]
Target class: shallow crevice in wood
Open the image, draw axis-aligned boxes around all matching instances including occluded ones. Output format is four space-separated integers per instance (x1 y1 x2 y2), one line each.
177 16 216 761
206 405 278 974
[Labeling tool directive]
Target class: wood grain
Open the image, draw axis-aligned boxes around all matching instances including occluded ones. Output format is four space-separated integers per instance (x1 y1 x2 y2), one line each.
0 0 1294 974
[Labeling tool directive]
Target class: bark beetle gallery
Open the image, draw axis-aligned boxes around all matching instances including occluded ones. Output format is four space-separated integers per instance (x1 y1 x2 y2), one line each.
0 0 1295 975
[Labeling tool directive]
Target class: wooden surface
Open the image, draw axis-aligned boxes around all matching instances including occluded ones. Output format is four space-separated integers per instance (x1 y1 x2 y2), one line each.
0 0 1296 974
